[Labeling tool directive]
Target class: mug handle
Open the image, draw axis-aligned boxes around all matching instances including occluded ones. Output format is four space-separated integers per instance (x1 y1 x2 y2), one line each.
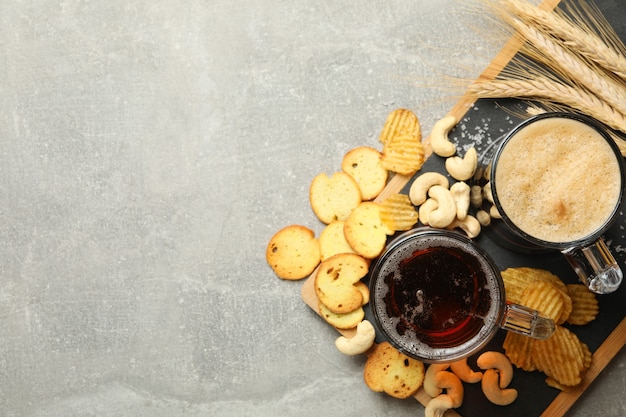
500 303 555 340
561 238 623 294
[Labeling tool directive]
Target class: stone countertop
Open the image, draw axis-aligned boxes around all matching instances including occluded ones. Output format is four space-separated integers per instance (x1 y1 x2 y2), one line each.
1 1 624 416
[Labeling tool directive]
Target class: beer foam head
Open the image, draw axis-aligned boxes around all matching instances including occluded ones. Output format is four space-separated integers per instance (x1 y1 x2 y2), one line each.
494 117 623 244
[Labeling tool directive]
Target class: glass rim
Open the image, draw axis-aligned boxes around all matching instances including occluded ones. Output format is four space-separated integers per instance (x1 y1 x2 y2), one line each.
368 227 505 363
489 111 626 250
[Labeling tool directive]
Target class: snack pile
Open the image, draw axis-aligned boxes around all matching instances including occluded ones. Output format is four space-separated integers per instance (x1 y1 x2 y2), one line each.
265 108 600 413
501 267 598 390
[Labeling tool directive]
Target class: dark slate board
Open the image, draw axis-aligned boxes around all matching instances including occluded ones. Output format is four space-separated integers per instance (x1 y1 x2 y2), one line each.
364 1 626 415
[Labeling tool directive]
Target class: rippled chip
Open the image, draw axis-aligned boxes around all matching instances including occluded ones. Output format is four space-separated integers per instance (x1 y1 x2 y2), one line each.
379 108 420 146
520 281 570 324
379 194 419 232
566 284 600 325
532 326 589 388
501 268 597 391
501 267 568 305
582 342 592 369
503 331 536 372
557 289 573 325
380 133 425 176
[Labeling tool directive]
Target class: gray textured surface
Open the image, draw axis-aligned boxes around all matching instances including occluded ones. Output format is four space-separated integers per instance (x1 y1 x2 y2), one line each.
0 1 624 416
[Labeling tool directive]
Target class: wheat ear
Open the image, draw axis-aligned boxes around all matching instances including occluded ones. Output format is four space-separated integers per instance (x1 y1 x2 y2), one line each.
467 76 626 134
509 19 626 119
503 0 626 80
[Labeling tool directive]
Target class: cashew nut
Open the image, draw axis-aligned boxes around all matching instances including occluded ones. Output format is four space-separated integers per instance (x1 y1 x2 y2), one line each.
434 370 464 407
418 198 438 226
489 204 502 219
450 181 470 220
483 182 494 204
430 115 457 157
450 358 483 383
476 209 491 226
425 394 455 417
445 147 478 181
334 320 376 356
481 369 518 406
447 215 481 239
423 363 450 397
427 186 457 228
409 172 450 206
483 162 492 180
470 185 483 207
477 351 514 388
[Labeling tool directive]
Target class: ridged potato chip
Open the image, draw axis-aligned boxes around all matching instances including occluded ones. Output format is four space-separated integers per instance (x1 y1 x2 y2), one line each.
582 342 592 369
501 267 567 304
544 343 592 392
566 284 600 325
379 193 419 232
520 281 567 324
500 268 598 391
379 108 420 146
503 331 536 372
380 133 425 176
557 288 573 325
531 326 589 388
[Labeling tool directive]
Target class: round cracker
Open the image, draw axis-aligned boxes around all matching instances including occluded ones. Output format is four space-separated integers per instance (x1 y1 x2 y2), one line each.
319 220 356 260
318 303 364 329
342 146 388 200
314 253 368 314
309 172 362 224
364 341 425 399
344 202 390 259
266 225 321 280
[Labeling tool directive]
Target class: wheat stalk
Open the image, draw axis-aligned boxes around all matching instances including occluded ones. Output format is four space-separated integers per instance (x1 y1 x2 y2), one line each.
507 18 626 118
503 0 626 80
467 76 626 155
457 0 626 155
